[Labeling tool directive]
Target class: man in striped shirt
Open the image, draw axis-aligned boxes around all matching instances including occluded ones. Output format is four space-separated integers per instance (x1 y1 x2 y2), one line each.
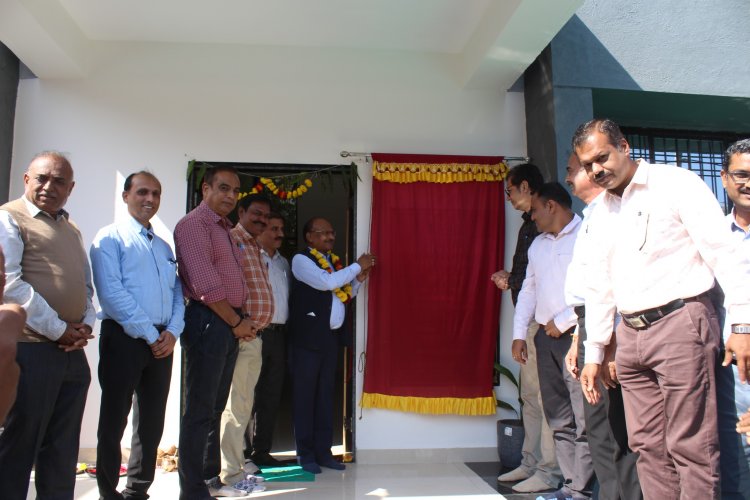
217 194 274 495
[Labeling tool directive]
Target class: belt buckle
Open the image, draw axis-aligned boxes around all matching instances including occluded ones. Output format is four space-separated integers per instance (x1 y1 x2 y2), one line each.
626 314 650 330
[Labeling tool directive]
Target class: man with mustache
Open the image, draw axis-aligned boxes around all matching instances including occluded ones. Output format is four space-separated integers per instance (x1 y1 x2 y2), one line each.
563 154 642 500
216 193 272 495
90 171 185 500
719 138 750 497
574 119 750 499
289 217 374 474
512 182 593 500
0 151 96 499
174 166 256 499
493 164 561 494
247 212 291 467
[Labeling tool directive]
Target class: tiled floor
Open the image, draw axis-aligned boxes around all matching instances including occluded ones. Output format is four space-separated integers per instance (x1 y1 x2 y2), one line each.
466 462 556 500
28 463 511 499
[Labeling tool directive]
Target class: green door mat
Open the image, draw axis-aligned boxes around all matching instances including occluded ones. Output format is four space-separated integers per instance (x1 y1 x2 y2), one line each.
258 465 316 482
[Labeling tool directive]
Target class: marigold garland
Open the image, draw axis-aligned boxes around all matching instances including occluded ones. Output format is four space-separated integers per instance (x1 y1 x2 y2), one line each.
309 248 353 303
238 177 313 201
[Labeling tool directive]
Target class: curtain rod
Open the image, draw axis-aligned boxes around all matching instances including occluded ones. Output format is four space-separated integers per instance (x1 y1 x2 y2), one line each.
340 151 530 162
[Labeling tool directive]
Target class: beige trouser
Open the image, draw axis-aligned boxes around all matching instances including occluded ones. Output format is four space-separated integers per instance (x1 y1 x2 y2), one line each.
519 322 561 487
219 337 263 485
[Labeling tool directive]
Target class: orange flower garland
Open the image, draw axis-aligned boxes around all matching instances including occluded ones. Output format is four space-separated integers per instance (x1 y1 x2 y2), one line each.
309 248 353 303
238 177 313 201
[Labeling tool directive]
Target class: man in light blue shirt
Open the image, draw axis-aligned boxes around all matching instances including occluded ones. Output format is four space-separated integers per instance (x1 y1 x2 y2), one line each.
719 139 750 499
90 171 185 500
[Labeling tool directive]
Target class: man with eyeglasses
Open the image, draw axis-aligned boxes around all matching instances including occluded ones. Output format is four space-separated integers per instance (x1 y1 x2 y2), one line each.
574 119 750 499
719 138 750 496
289 217 374 474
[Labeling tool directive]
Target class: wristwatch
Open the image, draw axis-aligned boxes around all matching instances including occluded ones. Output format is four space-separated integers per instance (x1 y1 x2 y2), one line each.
731 324 750 334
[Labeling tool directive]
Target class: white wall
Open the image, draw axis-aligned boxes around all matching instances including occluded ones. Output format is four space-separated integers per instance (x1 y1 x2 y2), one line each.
10 42 527 457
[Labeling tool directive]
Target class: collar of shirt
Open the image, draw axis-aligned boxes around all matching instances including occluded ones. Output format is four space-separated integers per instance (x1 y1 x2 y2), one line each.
539 213 582 241
522 211 532 223
583 191 606 219
197 200 233 230
603 159 650 206
261 248 282 261
728 209 750 236
232 222 260 248
121 213 154 241
22 194 69 221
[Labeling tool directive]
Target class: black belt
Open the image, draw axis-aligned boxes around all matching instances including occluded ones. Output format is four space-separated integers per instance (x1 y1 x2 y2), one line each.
187 299 243 316
620 294 706 330
574 305 585 319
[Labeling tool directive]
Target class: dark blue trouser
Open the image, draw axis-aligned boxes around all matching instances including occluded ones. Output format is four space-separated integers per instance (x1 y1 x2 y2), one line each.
250 324 287 456
96 320 173 500
0 342 90 500
290 342 337 465
178 303 238 500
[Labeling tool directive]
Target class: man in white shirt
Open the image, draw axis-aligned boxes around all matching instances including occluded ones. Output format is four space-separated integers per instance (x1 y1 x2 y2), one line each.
513 182 593 500
575 119 750 499
563 154 642 500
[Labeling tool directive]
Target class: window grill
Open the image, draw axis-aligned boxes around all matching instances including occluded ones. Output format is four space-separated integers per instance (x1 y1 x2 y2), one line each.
623 128 747 213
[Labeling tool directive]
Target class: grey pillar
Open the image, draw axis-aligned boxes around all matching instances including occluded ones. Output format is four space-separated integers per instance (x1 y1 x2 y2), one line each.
0 43 19 203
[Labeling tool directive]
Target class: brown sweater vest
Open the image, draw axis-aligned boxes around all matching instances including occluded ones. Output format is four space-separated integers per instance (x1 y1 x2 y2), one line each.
2 198 88 342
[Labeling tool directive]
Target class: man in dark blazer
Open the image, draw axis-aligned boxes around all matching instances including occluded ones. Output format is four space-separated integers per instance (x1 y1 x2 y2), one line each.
288 217 374 474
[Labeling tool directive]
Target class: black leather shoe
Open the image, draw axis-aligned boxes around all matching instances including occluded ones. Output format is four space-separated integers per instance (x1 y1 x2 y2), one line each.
251 452 284 467
318 459 346 471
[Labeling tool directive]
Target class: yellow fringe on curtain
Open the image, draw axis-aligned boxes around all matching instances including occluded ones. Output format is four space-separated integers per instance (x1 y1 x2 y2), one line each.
360 392 496 416
372 161 508 184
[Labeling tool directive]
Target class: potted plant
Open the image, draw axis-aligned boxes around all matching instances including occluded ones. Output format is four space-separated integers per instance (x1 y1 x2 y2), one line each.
494 362 524 470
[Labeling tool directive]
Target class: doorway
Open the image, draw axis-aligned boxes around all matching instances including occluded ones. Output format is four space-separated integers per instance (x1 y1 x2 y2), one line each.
184 161 358 460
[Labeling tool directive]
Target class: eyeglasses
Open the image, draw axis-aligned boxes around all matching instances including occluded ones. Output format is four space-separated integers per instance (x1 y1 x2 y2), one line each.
310 230 336 237
504 185 515 196
727 170 750 184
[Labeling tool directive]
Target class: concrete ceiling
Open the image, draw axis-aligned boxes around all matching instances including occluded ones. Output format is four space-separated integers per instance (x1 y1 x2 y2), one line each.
0 0 581 87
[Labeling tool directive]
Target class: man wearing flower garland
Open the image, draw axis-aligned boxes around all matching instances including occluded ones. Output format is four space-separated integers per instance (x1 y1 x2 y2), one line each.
289 217 374 474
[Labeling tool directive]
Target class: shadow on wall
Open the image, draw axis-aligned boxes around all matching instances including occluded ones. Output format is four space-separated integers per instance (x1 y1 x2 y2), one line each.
550 15 641 91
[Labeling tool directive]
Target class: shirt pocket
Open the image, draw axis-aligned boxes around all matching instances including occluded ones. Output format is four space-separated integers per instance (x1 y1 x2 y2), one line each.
630 210 650 252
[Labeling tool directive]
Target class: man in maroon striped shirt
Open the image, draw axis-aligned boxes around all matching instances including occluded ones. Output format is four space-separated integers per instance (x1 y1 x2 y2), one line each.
174 165 256 500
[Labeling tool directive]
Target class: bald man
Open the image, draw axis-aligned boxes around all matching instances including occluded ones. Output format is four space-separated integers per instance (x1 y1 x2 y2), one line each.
0 151 95 500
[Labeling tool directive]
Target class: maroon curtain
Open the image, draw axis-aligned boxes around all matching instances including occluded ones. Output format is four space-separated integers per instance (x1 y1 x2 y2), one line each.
362 156 504 415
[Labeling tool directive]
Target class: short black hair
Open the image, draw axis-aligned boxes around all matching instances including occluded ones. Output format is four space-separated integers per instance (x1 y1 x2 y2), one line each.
123 171 160 192
267 211 284 223
506 163 544 194
302 217 327 236
536 182 572 210
203 165 238 187
237 193 271 211
724 139 750 171
572 118 626 151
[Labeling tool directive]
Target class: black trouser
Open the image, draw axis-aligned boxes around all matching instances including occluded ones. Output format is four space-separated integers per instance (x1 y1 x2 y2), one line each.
0 342 90 500
576 312 642 500
178 302 239 500
249 323 287 457
96 320 173 500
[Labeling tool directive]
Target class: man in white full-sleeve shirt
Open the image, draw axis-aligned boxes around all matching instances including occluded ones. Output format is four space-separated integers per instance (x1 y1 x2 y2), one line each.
575 119 750 499
512 182 593 500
